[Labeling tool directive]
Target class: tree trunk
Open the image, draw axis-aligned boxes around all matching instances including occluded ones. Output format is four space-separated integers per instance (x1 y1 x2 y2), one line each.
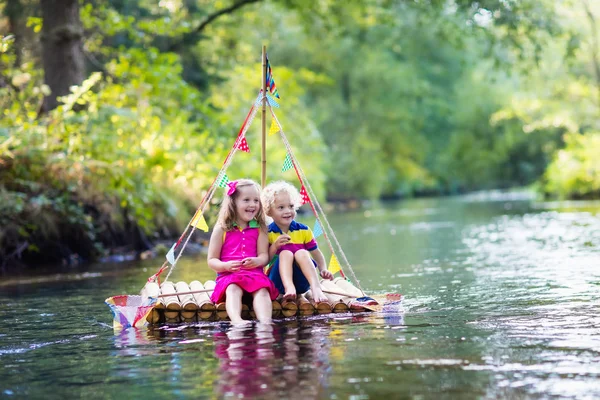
40 0 85 112
5 0 25 65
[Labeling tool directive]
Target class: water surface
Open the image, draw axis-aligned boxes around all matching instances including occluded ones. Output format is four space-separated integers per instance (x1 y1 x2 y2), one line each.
1 192 599 399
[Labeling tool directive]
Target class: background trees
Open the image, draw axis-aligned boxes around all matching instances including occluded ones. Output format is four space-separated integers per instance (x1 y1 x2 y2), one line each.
1 0 599 268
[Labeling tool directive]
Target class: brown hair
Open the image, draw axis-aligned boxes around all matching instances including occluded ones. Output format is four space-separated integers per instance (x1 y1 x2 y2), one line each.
217 178 266 231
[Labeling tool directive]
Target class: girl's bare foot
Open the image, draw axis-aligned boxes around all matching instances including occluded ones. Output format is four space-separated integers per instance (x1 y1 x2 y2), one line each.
230 318 252 327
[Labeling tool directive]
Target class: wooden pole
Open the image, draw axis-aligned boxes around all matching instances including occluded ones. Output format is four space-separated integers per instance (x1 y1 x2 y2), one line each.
261 45 267 187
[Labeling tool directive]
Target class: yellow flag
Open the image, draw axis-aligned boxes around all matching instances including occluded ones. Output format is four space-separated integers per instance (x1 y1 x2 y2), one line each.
269 119 279 136
328 254 341 275
190 212 209 232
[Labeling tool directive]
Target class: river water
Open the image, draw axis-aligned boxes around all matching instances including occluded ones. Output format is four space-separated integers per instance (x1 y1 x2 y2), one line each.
1 192 599 399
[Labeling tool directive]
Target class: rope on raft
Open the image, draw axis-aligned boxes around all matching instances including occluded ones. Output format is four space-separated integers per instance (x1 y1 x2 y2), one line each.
268 106 366 296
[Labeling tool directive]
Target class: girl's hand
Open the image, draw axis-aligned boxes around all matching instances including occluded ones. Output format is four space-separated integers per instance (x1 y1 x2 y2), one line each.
226 261 242 272
274 234 291 249
319 269 334 280
241 257 261 268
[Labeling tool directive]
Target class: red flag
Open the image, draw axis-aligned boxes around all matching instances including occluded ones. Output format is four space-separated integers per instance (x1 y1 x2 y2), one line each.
300 185 310 205
237 137 250 153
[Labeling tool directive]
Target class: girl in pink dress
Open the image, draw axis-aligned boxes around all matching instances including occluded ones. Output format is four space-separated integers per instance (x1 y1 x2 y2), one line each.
207 179 278 325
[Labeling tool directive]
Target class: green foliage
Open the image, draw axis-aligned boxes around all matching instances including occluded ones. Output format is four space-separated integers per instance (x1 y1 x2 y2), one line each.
2 0 600 267
544 133 600 199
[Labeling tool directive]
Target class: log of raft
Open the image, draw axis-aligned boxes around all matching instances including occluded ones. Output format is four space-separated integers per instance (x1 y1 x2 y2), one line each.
176 281 198 322
190 280 215 320
280 299 298 317
141 278 380 324
142 282 163 324
297 295 315 316
320 280 350 313
304 290 333 314
160 281 181 323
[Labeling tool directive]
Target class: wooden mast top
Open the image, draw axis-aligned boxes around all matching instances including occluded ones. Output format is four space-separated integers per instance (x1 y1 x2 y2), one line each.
261 46 267 187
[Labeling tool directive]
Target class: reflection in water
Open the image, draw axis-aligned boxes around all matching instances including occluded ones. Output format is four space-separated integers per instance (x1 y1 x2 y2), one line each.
213 320 331 399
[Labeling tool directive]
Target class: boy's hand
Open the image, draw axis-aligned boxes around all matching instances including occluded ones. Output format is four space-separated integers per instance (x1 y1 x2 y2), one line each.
241 257 261 268
319 269 334 280
226 261 242 272
274 234 291 249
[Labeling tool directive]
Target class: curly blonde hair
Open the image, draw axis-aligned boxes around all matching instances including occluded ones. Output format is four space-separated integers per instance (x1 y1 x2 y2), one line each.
261 180 302 216
217 179 266 231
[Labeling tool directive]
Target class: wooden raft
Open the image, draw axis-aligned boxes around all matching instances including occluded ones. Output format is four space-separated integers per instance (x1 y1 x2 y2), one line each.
141 277 368 324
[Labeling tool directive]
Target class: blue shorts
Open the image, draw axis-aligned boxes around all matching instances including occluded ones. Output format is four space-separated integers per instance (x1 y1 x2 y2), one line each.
268 256 317 295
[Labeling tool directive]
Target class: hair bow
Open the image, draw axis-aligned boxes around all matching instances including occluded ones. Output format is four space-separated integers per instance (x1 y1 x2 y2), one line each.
226 181 238 196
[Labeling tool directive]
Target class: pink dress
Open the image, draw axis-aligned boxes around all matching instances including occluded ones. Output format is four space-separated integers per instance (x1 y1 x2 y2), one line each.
210 223 278 303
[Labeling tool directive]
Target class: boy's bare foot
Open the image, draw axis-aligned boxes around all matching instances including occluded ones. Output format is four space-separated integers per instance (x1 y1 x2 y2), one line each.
282 290 297 302
310 286 329 303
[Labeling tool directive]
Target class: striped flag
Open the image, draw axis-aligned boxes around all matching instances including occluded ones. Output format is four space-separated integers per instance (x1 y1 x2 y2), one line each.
282 153 293 172
217 173 229 188
328 254 341 275
266 54 280 99
313 220 323 238
300 185 310 205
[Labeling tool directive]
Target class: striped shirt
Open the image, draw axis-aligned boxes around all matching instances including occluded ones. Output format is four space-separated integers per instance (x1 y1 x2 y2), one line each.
267 220 318 255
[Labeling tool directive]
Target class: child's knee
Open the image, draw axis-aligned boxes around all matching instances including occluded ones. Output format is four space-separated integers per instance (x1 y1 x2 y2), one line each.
226 284 242 295
294 249 310 260
279 250 294 264
280 249 293 259
253 288 269 297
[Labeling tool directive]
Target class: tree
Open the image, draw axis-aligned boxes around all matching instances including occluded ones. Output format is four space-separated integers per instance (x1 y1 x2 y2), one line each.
40 0 85 111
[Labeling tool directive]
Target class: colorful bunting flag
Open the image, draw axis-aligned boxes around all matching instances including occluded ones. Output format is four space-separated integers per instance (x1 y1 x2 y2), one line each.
313 220 323 238
282 153 293 172
266 54 280 99
300 185 310 205
166 243 176 265
216 173 229 188
237 137 250 153
266 93 280 108
328 254 341 275
269 119 280 136
190 212 209 232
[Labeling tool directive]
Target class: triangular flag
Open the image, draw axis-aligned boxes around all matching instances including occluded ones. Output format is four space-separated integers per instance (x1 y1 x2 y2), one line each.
237 137 250 153
166 243 176 265
328 254 341 275
313 220 323 238
266 93 280 108
300 185 310 205
216 173 229 188
190 212 209 232
269 119 279 136
282 153 293 172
